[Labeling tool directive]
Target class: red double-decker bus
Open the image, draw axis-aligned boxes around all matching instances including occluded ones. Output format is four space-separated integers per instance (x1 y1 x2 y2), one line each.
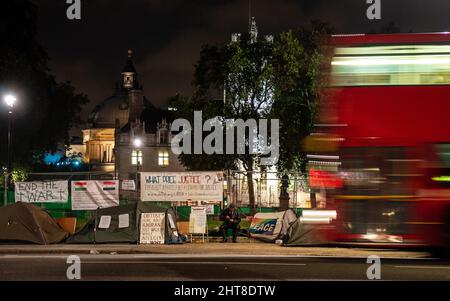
308 33 450 253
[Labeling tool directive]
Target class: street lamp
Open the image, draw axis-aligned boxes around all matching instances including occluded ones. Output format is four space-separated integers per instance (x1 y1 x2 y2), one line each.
4 94 16 112
3 94 17 206
133 137 142 201
133 137 142 148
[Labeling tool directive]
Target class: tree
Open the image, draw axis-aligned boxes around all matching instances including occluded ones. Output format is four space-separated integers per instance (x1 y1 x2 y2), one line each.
0 0 89 169
171 22 331 213
272 21 333 173
172 32 277 213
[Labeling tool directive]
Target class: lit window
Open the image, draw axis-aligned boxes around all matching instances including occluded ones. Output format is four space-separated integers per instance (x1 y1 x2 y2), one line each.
158 150 169 166
131 150 142 165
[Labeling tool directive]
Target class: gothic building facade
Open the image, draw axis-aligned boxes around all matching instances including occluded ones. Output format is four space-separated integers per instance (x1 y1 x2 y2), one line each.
80 50 185 186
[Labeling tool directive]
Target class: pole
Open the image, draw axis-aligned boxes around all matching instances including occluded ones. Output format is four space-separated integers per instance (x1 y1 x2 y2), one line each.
7 114 12 187
3 173 9 206
135 157 140 201
293 172 297 211
7 115 11 174
3 112 12 207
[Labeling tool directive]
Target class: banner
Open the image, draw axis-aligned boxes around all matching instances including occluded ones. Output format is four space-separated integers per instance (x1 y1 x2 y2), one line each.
141 172 223 202
139 213 166 244
248 210 298 243
15 180 68 203
71 180 119 210
248 212 286 242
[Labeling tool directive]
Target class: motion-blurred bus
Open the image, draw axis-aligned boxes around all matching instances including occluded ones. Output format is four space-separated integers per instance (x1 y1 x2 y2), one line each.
307 33 450 254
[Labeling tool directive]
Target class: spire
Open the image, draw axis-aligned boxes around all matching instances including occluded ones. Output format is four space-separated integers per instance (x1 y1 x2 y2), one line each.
248 0 252 28
249 16 258 44
122 49 138 89
122 49 136 73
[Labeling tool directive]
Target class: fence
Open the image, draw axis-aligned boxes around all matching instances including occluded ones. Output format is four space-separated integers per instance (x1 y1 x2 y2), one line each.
225 170 326 209
1 170 321 230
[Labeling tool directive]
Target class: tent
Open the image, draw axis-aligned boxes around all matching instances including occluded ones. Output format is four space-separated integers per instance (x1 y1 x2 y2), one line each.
248 209 297 243
284 219 335 246
284 210 337 246
0 202 68 244
66 202 182 244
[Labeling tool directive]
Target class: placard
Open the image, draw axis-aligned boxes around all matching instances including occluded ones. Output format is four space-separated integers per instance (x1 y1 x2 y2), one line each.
15 180 68 203
121 180 136 191
98 215 111 229
205 204 215 215
118 214 130 228
71 180 119 210
139 213 166 244
141 172 223 202
189 206 207 234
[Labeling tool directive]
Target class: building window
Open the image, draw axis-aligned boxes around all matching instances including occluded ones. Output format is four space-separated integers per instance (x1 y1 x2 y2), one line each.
131 150 142 165
158 150 169 166
159 131 168 144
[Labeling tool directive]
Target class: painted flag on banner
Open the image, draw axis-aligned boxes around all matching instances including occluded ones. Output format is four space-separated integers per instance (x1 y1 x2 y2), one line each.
74 181 87 191
102 181 116 191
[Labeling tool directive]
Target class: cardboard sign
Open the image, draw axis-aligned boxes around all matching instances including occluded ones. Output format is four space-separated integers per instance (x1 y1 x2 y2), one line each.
71 180 119 210
141 172 223 202
139 213 166 244
15 181 68 203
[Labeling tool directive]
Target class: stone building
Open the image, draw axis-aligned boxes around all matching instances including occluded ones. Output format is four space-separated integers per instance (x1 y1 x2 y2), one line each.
80 50 186 185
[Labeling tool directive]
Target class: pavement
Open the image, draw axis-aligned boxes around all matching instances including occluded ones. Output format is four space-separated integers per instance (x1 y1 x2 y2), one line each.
0 241 432 259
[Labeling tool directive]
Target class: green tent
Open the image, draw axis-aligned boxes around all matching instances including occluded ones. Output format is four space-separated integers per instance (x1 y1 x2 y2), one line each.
66 202 182 244
0 202 68 244
284 218 334 246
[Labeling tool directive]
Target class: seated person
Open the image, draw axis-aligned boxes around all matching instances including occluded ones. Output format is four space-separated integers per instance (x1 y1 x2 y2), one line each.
219 204 241 243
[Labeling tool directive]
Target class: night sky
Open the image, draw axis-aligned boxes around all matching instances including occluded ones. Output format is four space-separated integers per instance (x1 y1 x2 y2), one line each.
34 0 450 126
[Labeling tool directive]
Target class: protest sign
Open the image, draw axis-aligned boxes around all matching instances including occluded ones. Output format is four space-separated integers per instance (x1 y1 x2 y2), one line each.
15 181 68 203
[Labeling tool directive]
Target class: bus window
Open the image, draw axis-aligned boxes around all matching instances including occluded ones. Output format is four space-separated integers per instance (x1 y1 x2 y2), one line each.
331 44 450 86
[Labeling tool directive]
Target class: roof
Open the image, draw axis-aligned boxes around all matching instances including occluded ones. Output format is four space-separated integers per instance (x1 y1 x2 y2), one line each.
88 91 129 128
122 58 136 73
120 105 174 134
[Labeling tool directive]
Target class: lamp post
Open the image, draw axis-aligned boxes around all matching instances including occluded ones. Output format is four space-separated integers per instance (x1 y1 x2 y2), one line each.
3 94 16 206
133 138 142 201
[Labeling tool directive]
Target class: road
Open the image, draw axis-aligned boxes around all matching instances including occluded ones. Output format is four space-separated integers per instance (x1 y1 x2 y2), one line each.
0 254 449 281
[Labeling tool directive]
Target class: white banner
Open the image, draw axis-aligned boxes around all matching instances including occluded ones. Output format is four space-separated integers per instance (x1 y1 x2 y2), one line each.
15 180 68 203
139 213 166 244
140 172 223 202
71 180 119 210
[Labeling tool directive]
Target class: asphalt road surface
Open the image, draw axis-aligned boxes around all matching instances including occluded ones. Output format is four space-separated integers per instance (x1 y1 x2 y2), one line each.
0 254 449 281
